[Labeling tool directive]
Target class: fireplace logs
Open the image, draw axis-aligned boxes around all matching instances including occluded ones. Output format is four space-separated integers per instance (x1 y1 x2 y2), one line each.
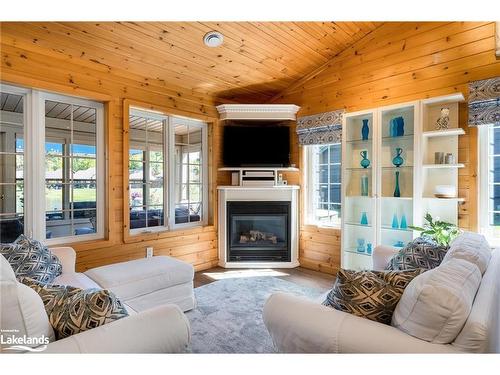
239 230 277 244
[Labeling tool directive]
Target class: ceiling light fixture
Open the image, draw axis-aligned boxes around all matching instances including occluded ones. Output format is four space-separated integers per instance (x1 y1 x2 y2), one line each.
203 31 224 47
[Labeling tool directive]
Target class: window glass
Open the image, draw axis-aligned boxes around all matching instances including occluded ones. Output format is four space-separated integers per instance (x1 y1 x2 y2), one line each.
0 91 25 242
309 143 341 226
174 122 203 225
44 100 98 238
128 111 166 231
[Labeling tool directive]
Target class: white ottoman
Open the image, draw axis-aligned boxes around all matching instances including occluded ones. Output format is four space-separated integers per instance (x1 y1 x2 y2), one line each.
84 256 195 313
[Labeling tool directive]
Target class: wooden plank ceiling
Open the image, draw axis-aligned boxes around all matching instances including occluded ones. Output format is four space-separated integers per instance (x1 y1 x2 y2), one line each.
0 22 382 103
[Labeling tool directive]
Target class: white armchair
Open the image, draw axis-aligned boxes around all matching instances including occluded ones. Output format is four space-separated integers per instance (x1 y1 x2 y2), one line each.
0 253 191 353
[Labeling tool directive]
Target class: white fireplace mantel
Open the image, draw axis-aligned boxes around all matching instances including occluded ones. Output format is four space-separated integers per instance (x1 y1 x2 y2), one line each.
217 186 300 268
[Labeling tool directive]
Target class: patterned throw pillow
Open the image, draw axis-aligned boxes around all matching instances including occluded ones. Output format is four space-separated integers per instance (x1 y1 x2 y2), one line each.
19 277 129 339
323 268 423 325
386 237 448 271
0 235 62 283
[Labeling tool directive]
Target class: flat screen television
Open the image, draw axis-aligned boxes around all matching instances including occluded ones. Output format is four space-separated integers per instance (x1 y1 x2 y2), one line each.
223 125 291 167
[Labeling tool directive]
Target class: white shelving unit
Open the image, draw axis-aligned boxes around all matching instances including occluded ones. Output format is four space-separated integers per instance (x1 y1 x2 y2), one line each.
341 93 466 270
420 93 465 227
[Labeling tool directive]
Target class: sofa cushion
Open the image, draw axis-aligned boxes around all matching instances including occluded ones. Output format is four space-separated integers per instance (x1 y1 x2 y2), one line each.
0 235 62 283
392 258 481 344
322 268 423 325
53 272 102 290
84 256 194 301
443 232 491 275
20 277 129 340
386 237 448 271
1 255 55 351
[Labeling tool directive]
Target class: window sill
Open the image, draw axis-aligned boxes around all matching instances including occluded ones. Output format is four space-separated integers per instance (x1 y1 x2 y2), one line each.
123 223 215 244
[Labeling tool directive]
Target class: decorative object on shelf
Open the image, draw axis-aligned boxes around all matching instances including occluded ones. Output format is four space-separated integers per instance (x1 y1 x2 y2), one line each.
356 238 366 253
434 152 445 164
444 153 456 164
361 119 369 140
394 240 405 248
409 213 461 246
360 212 369 225
360 150 370 168
360 174 369 196
435 107 450 130
296 109 345 145
231 172 239 186
468 77 500 127
433 185 457 199
392 147 404 167
400 214 408 229
390 116 405 137
391 214 399 229
366 243 372 255
389 118 397 137
393 170 401 197
396 116 405 136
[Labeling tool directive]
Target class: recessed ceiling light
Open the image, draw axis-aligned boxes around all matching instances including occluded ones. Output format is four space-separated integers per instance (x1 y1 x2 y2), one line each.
203 31 224 47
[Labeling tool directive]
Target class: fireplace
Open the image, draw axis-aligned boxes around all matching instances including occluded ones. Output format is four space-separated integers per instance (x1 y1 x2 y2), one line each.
227 201 291 262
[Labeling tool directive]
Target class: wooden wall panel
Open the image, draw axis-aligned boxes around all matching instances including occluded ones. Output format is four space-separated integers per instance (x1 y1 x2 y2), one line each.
272 22 498 274
1 32 220 272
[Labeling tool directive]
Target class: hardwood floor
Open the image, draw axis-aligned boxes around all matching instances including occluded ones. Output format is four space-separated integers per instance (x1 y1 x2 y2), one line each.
194 266 336 291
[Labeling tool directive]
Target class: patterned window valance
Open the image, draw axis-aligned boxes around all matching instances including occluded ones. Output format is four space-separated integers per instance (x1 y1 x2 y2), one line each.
296 109 345 145
468 77 500 126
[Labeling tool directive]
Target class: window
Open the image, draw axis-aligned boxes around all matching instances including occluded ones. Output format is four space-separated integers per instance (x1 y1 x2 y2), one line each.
479 124 500 241
128 109 167 233
127 106 207 235
0 83 104 244
306 143 342 227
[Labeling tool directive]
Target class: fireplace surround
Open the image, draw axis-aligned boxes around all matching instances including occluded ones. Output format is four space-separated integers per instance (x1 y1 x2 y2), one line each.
218 186 299 268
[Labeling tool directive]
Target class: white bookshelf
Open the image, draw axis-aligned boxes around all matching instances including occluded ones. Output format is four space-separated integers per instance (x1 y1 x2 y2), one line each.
341 93 465 270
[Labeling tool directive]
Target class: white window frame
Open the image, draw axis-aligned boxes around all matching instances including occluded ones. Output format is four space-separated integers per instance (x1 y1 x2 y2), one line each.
304 143 342 228
478 124 500 245
0 82 105 245
127 108 208 236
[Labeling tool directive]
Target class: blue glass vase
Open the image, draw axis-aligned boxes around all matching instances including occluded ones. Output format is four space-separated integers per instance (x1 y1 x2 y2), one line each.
390 118 397 137
392 147 404 167
391 214 399 229
360 150 370 168
361 119 369 140
360 174 369 196
396 116 405 136
360 212 368 225
394 170 401 197
400 214 408 229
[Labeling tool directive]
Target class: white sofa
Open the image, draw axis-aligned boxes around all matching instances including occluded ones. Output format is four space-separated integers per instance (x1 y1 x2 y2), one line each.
263 234 500 353
0 248 194 353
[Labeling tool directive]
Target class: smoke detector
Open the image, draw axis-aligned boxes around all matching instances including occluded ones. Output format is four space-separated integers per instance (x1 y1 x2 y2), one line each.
203 31 224 47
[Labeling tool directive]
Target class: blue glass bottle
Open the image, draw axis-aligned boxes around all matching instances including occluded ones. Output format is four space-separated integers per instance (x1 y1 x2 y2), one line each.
360 174 369 196
394 171 401 197
360 212 368 225
391 214 399 229
361 119 369 140
392 147 404 167
360 150 370 168
400 214 408 229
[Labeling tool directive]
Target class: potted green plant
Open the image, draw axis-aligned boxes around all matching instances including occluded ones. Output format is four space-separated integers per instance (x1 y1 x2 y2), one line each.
409 213 460 247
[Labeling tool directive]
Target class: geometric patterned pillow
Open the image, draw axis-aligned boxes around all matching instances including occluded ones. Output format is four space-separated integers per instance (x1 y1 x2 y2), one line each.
0 235 62 283
19 277 129 340
386 236 449 271
322 268 424 325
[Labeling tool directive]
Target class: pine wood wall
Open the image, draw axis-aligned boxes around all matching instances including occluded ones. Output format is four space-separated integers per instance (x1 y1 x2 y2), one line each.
273 21 500 275
1 29 221 272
